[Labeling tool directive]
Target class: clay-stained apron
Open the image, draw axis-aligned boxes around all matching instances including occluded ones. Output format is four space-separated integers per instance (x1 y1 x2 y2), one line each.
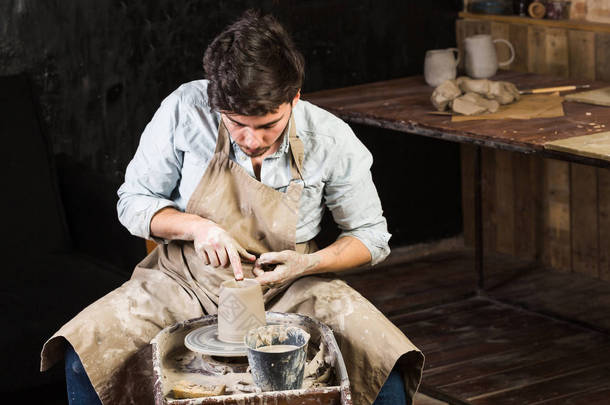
40 115 423 405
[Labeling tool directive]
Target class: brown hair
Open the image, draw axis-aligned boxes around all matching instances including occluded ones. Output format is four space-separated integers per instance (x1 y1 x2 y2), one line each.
203 10 305 116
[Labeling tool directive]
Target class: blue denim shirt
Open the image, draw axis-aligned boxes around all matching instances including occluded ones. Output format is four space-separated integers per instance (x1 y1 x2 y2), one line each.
117 80 391 265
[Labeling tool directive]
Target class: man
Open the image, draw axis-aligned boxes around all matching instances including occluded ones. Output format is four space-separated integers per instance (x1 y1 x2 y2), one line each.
40 10 423 405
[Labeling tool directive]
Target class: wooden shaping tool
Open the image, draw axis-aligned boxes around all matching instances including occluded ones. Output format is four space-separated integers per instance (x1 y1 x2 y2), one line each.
519 84 591 95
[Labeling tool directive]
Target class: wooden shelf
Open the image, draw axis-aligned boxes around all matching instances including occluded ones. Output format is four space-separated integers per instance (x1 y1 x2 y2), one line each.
459 11 610 33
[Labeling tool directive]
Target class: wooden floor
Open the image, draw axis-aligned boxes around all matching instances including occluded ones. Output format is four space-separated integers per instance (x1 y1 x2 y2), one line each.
343 247 610 405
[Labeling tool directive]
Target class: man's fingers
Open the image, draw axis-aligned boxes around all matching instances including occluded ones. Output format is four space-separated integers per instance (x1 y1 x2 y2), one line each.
254 265 287 285
252 260 263 273
199 250 210 265
252 267 265 277
254 272 277 285
205 248 220 267
257 251 287 265
217 248 229 267
227 246 244 281
234 241 256 262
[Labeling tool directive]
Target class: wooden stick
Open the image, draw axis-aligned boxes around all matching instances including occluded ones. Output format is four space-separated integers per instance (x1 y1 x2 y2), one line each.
519 84 591 94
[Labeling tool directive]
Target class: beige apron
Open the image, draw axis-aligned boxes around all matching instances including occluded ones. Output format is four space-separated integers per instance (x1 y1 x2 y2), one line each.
40 115 423 405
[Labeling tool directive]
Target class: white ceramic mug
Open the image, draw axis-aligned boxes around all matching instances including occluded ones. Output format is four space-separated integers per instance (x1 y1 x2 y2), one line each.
424 48 460 87
217 279 266 343
464 34 515 79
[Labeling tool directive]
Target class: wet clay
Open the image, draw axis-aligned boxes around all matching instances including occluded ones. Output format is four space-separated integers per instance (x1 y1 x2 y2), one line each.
255 344 299 353
151 312 351 403
246 324 291 348
158 326 331 401
217 279 266 344
162 340 332 400
164 346 256 397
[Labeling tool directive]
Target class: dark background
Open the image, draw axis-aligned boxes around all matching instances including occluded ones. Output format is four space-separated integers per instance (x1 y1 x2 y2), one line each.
1 0 462 402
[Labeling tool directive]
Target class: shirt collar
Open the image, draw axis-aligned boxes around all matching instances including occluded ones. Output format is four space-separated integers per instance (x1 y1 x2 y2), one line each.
227 114 292 160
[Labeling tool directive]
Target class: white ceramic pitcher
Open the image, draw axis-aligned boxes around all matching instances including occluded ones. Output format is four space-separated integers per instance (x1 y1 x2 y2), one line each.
424 48 460 87
464 34 515 79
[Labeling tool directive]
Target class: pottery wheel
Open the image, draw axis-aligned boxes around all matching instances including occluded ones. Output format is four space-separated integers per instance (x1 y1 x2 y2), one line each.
184 324 247 357
200 355 249 374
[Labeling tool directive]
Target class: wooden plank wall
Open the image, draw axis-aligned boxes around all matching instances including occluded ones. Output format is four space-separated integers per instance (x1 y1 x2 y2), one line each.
457 18 610 280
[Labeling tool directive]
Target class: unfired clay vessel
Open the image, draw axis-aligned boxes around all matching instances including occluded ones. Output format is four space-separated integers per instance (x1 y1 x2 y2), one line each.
218 279 266 343
424 48 460 87
464 35 515 79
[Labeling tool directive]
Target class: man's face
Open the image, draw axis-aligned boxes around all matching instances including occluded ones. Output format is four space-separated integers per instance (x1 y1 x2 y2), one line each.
221 93 300 158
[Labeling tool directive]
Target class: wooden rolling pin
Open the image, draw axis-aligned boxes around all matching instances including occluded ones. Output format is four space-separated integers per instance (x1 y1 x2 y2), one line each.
519 84 591 95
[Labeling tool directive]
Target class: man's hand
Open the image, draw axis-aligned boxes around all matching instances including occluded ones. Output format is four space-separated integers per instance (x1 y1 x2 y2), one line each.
151 208 372 282
252 250 320 286
192 219 256 280
150 208 255 280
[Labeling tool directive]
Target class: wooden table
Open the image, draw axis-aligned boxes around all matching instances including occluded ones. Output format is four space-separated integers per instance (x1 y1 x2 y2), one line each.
305 71 610 166
304 71 610 289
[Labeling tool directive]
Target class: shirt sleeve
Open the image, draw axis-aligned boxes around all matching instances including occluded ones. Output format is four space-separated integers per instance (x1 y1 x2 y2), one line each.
116 93 184 242
323 122 392 266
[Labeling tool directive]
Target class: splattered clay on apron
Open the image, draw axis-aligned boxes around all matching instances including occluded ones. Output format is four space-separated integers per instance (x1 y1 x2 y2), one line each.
40 115 423 405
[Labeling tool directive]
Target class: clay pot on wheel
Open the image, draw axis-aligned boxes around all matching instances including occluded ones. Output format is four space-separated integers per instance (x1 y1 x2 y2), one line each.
217 279 266 343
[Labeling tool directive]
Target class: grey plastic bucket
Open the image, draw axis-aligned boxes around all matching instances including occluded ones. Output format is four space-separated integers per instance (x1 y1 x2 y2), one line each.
244 325 310 391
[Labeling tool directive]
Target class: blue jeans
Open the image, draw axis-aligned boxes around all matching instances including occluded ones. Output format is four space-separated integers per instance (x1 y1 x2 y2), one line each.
373 366 407 405
65 345 102 405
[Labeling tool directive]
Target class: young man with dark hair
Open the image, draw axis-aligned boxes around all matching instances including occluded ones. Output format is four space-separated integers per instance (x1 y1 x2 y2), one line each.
40 11 423 405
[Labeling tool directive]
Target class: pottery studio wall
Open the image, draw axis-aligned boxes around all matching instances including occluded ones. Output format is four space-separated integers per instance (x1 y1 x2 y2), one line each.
0 0 463 251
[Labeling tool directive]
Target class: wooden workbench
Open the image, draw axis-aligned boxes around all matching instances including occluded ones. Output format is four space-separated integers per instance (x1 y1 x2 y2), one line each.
304 71 610 167
305 71 610 288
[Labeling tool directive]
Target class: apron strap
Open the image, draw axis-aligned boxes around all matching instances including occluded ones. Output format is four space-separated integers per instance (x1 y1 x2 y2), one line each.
215 117 231 155
287 114 305 182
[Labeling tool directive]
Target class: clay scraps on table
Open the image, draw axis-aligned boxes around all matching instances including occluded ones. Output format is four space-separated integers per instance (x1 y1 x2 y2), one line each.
431 77 521 115
430 77 565 121
451 93 565 122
